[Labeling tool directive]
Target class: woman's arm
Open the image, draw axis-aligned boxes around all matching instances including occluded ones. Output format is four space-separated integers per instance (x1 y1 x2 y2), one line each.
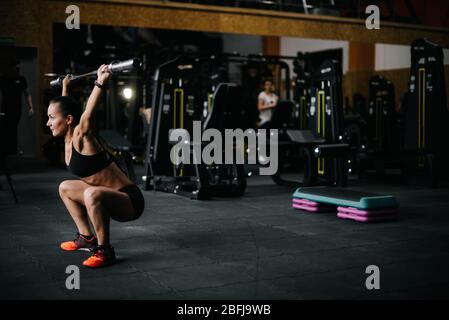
258 98 276 111
258 98 266 111
62 75 71 97
77 64 111 135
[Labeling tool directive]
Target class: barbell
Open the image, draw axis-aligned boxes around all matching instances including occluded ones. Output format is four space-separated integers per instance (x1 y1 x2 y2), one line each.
49 58 142 87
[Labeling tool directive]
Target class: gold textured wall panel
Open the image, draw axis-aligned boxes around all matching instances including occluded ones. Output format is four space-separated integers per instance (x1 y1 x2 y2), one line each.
37 0 449 46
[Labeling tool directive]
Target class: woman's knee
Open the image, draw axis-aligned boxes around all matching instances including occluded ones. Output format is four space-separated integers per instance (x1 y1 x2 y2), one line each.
59 180 73 198
83 187 104 208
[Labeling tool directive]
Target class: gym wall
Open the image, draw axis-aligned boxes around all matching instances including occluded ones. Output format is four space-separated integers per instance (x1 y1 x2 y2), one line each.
222 33 263 81
1 0 448 157
280 37 349 74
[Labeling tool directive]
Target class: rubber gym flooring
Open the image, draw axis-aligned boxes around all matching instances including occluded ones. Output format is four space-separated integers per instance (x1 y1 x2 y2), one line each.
1 157 449 300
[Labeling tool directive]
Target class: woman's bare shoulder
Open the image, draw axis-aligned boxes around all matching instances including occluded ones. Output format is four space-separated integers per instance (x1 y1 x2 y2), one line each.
72 125 93 150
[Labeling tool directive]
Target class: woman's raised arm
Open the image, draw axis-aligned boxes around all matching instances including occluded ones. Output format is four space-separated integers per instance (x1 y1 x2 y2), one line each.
62 75 71 97
77 64 111 135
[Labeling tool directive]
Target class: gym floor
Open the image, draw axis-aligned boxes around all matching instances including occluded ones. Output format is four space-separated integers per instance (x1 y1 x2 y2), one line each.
1 157 449 300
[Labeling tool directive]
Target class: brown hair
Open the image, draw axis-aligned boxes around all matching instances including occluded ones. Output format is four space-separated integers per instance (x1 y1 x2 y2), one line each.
49 96 82 125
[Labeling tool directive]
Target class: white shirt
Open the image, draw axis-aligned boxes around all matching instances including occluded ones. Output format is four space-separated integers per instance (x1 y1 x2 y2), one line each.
258 91 278 125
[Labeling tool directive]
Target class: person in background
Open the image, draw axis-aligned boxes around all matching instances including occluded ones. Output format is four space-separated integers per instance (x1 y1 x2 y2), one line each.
257 79 278 129
0 60 34 155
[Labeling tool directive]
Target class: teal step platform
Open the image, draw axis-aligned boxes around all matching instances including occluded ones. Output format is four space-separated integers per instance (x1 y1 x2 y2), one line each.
292 187 398 210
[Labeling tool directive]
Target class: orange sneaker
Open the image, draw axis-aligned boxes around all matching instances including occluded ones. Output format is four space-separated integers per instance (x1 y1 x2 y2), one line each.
83 245 116 268
60 233 98 252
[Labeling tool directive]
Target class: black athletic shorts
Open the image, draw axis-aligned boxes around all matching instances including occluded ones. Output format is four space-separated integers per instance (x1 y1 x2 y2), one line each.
118 184 145 221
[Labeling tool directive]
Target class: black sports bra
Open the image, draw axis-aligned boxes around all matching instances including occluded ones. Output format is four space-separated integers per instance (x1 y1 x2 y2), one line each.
68 143 112 178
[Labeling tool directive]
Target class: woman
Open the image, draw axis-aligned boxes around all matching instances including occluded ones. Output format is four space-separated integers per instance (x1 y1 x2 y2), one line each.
47 64 145 268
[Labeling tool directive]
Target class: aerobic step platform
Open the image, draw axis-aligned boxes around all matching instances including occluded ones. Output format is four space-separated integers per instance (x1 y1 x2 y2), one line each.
292 187 399 222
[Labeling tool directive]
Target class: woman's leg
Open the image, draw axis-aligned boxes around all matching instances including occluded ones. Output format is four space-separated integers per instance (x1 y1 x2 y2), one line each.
83 186 135 246
59 180 92 236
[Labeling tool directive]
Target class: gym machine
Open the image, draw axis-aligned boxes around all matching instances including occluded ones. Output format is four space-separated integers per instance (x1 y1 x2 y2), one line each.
402 38 449 187
274 59 349 187
143 56 247 199
358 75 402 177
366 75 398 153
292 53 311 130
307 59 348 186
